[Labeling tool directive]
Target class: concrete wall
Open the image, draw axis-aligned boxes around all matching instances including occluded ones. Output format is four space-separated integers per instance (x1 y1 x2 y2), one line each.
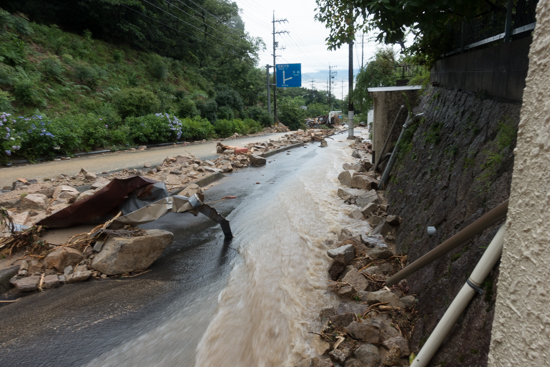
431 36 532 102
488 1 550 366
371 90 420 164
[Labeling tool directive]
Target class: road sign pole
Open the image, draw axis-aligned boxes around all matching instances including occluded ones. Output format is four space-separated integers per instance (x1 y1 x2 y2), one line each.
266 64 271 116
348 40 354 139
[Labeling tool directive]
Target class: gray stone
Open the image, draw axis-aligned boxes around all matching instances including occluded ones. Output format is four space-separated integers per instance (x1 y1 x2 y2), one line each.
64 265 74 276
383 336 410 357
349 208 364 220
178 184 205 202
350 175 378 190
362 266 384 276
367 246 394 260
14 275 40 292
379 345 401 366
67 270 92 283
400 295 416 308
44 247 84 272
329 312 355 328
52 185 79 200
320 139 328 147
0 265 19 294
20 194 48 211
356 190 381 207
338 286 354 298
18 260 29 276
338 171 353 186
365 290 406 308
344 321 380 343
92 229 174 275
354 344 380 366
320 306 336 319
351 149 362 158
361 203 379 217
328 258 347 280
93 240 105 252
329 349 346 364
327 244 355 264
386 215 401 225
367 215 384 226
312 357 333 367
338 228 353 241
28 259 44 275
344 359 362 367
43 275 60 289
249 154 267 166
342 268 369 292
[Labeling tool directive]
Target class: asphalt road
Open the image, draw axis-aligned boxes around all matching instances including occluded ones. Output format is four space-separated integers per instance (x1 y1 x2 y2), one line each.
0 133 288 188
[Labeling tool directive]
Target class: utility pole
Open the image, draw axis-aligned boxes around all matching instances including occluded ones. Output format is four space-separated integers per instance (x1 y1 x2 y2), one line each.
328 64 337 109
272 11 288 123
361 33 364 69
348 39 354 138
266 64 271 115
342 78 344 101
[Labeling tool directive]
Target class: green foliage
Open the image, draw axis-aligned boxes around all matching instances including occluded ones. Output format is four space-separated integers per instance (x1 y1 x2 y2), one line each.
198 99 218 123
246 106 272 127
0 91 13 112
425 121 443 145
217 106 234 120
180 117 215 141
213 119 241 138
177 98 199 118
315 0 502 65
306 102 330 118
14 77 45 107
39 55 65 81
215 88 244 113
113 88 161 118
126 113 182 144
278 97 307 131
243 118 262 134
354 48 398 109
148 55 168 81
72 62 105 88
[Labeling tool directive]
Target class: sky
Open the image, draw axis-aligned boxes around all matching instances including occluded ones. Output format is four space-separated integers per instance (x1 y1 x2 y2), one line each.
232 0 382 97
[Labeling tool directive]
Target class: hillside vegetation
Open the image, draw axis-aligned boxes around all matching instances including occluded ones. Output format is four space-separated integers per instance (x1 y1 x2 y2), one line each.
0 4 271 163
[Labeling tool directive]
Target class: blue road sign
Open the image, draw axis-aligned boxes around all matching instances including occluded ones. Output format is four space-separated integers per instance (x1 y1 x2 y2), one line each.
276 63 301 88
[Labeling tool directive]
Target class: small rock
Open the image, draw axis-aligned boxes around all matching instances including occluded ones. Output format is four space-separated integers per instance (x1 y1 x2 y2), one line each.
367 246 394 260
354 344 380 366
355 190 381 207
85 171 97 180
312 357 333 367
320 306 336 319
344 321 380 343
64 265 74 276
338 171 352 187
362 266 384 276
344 359 362 367
383 336 410 357
341 268 369 292
328 258 347 280
329 349 346 364
178 184 205 202
367 215 384 226
66 269 92 283
249 154 267 166
28 259 44 275
379 345 401 366
349 208 364 220
338 286 354 298
365 290 406 308
14 275 41 292
18 260 29 276
351 150 362 158
361 203 379 218
44 247 85 272
328 312 355 328
327 244 355 264
350 175 378 190
400 295 416 308
386 215 401 225
93 240 105 252
43 275 60 289
52 185 79 200
320 139 328 147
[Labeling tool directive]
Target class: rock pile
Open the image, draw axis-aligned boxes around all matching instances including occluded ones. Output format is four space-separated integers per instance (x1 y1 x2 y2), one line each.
307 136 416 367
5 228 174 294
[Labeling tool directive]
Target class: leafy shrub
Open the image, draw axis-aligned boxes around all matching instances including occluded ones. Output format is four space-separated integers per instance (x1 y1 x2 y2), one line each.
39 56 65 81
125 113 182 144
0 64 17 86
14 78 44 106
3 114 55 160
113 88 160 118
246 106 272 127
215 88 243 113
278 97 307 131
180 116 215 141
243 118 262 134
0 35 27 66
113 50 124 63
177 98 199 118
148 55 168 81
214 119 241 138
73 62 105 88
198 99 217 123
0 91 13 112
217 106 234 120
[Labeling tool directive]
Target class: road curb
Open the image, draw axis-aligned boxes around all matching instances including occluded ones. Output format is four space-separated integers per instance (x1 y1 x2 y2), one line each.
260 143 304 158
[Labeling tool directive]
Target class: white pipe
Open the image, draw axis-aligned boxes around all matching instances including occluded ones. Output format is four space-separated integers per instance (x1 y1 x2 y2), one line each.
411 224 507 367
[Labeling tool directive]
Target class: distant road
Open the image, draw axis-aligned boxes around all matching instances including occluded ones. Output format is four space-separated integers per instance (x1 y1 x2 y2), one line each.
0 133 288 187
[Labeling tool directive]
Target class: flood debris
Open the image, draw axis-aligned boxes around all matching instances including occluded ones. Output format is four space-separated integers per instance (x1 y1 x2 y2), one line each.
306 131 415 367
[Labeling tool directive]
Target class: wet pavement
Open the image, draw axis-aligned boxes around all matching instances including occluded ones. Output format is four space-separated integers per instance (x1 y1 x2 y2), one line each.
0 130 370 367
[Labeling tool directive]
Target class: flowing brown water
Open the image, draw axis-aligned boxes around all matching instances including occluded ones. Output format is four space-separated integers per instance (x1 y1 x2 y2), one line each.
84 132 371 367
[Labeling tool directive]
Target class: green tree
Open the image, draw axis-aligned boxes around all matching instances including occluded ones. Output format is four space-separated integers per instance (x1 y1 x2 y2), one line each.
354 48 398 110
278 97 307 131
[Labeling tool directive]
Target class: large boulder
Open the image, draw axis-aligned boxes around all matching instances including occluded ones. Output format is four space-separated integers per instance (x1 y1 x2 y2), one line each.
91 229 174 275
19 193 48 211
341 268 369 291
44 247 84 272
350 175 378 190
327 244 355 264
249 154 267 166
338 171 353 186
354 344 380 366
52 185 79 201
355 190 381 207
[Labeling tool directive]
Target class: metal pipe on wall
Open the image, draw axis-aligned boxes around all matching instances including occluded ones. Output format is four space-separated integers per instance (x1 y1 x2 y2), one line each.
410 224 507 367
373 105 405 172
386 200 509 287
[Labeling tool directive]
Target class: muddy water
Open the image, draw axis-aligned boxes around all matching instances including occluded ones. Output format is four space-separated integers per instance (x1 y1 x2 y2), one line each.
195 136 371 366
84 131 371 367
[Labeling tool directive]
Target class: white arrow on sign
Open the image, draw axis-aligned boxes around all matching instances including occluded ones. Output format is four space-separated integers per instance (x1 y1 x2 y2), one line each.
282 70 293 84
